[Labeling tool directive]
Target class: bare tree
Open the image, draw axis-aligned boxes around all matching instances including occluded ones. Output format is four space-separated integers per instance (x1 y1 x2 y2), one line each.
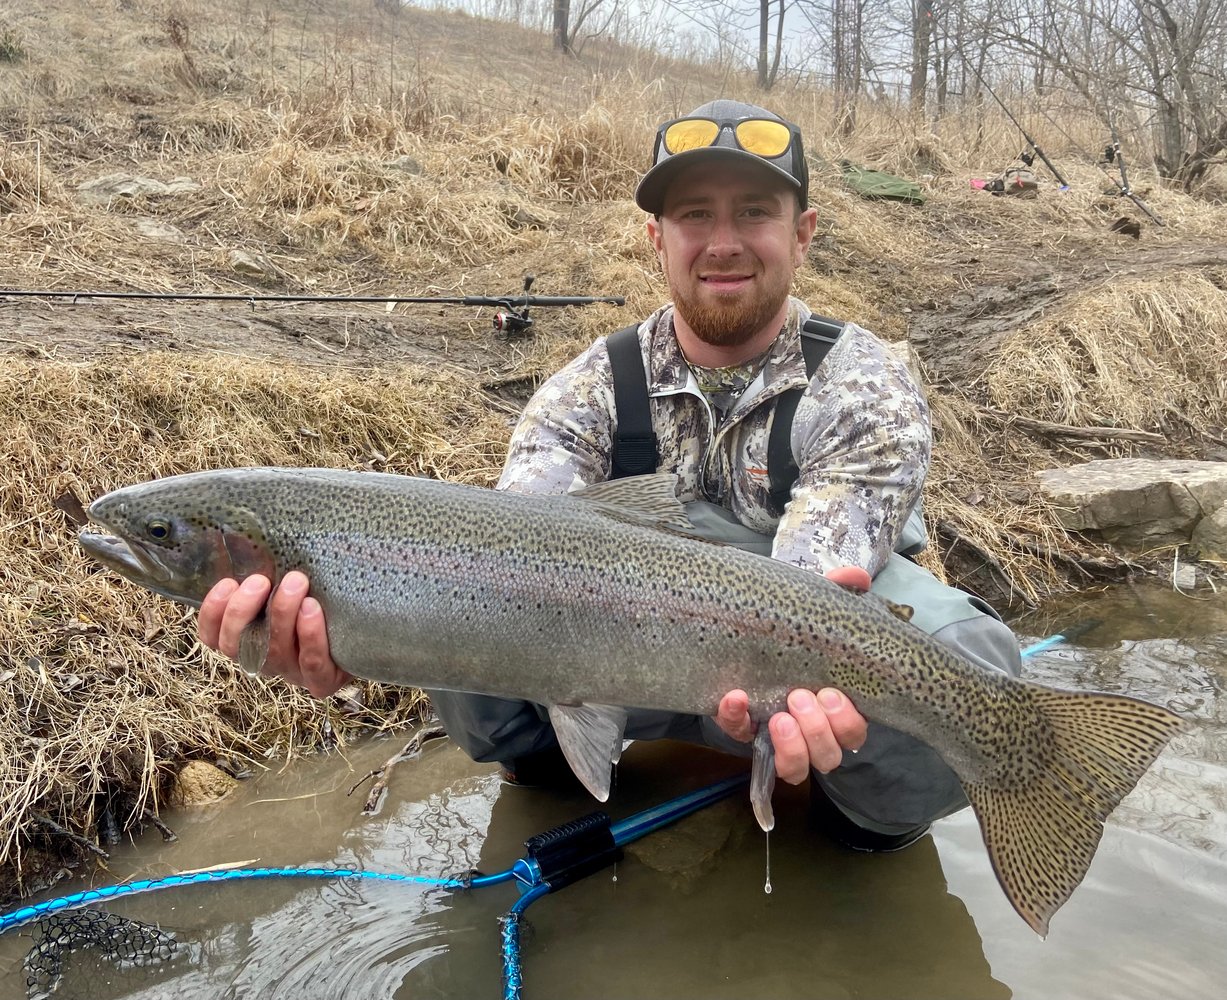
553 0 621 56
663 1 795 91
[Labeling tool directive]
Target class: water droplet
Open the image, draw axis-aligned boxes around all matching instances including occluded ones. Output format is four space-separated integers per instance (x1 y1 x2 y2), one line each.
763 829 772 894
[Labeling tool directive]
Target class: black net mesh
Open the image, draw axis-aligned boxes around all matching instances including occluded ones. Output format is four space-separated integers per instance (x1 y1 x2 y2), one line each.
24 909 177 997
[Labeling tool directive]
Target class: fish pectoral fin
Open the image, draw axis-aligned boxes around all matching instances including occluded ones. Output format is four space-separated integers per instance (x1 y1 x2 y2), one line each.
548 703 628 802
750 727 776 832
237 616 270 675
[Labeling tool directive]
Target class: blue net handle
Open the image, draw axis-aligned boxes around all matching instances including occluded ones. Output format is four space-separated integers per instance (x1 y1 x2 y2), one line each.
0 866 469 934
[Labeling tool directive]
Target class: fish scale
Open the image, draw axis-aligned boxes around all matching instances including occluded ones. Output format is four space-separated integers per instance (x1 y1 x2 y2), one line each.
79 466 1187 935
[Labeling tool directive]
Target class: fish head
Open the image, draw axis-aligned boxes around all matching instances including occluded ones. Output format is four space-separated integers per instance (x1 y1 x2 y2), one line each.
79 473 277 607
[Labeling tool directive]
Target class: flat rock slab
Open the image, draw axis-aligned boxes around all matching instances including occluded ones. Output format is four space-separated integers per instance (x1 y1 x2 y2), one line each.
1036 458 1227 558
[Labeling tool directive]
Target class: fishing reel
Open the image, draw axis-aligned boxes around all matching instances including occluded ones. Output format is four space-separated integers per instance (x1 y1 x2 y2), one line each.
491 274 536 338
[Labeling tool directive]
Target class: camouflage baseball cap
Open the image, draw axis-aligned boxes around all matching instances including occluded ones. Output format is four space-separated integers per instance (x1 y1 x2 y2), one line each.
635 99 809 214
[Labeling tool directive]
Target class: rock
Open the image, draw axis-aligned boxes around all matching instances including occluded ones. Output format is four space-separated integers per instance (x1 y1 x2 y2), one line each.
623 795 744 891
228 249 270 276
1172 562 1198 590
1036 458 1227 558
1190 504 1227 561
77 173 201 203
133 218 186 243
383 154 423 174
171 760 238 807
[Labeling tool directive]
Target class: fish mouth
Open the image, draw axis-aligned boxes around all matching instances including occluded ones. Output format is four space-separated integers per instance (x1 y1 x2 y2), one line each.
78 508 186 602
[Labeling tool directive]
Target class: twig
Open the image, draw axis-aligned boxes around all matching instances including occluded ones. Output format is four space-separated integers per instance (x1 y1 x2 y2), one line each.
1162 403 1227 449
347 725 449 814
33 811 110 859
936 518 1037 608
1002 530 1140 579
143 809 178 843
976 406 1166 445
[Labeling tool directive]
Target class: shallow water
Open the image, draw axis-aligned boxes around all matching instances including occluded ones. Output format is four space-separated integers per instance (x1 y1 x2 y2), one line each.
1 581 1224 1000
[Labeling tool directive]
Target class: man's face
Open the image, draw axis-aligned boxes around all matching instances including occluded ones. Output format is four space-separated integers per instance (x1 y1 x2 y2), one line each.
647 159 816 349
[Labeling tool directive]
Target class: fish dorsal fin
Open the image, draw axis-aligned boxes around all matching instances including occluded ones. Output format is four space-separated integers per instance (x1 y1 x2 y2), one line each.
548 703 629 802
568 474 694 533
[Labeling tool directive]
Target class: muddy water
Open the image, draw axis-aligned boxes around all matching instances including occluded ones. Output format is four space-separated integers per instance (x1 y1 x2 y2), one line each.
1 582 1224 1000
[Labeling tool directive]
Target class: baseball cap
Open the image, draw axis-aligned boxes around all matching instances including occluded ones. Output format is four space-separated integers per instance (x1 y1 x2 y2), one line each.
634 99 808 214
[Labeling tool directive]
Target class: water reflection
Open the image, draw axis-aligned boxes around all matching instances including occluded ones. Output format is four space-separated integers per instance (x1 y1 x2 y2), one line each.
1 581 1224 999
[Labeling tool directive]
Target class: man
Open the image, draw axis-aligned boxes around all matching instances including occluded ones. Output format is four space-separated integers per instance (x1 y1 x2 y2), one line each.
200 100 1018 850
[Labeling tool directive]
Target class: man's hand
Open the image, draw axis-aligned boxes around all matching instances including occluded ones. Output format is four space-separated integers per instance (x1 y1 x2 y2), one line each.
198 571 351 699
713 565 871 783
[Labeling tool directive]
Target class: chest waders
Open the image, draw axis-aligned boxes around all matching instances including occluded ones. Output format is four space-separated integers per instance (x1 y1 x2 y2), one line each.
605 317 1022 836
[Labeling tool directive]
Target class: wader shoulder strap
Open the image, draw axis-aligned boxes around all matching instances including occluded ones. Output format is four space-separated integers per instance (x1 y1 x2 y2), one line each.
607 324 658 479
766 315 845 513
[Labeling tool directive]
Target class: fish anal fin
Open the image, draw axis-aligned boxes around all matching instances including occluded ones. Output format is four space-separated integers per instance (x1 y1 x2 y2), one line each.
964 687 1186 936
751 727 776 832
548 703 628 802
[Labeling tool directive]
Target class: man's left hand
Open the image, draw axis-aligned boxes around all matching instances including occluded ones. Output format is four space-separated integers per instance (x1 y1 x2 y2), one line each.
714 565 871 783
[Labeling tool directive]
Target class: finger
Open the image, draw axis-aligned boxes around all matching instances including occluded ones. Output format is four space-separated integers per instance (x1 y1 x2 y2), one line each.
296 597 349 699
824 565 871 592
714 689 754 743
786 689 844 774
198 578 240 651
768 712 812 785
265 572 310 681
816 687 867 753
216 575 271 661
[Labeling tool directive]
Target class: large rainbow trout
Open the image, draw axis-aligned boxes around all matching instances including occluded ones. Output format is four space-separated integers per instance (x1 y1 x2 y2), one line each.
79 468 1184 934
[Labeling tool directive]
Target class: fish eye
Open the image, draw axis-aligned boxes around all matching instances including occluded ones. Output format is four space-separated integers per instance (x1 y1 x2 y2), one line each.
146 517 173 542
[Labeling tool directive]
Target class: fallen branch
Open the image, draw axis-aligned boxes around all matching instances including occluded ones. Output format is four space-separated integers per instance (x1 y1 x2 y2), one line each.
33 812 109 860
1001 530 1141 579
977 406 1166 446
347 725 449 814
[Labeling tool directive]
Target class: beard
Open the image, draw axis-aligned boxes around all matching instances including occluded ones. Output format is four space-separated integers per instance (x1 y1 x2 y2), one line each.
669 265 793 348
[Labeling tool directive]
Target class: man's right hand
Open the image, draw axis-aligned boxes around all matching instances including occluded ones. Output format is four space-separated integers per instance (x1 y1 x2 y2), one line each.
198 571 352 699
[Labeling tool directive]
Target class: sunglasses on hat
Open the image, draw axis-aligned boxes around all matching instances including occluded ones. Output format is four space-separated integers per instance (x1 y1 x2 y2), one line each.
656 116 800 159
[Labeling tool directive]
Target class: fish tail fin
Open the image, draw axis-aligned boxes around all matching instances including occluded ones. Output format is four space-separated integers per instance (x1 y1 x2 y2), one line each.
964 687 1186 936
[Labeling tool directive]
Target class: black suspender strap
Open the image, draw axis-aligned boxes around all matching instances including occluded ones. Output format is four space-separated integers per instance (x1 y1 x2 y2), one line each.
766 315 846 514
607 314 845 497
607 324 658 479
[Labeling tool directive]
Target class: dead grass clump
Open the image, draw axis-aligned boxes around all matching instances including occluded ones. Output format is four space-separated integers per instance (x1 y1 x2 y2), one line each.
0 351 509 892
984 273 1227 434
922 385 1071 608
0 144 46 212
242 140 350 214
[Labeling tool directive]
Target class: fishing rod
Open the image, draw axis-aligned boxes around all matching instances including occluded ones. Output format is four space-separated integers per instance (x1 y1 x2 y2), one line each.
1102 115 1166 226
925 3 1070 190
0 274 626 337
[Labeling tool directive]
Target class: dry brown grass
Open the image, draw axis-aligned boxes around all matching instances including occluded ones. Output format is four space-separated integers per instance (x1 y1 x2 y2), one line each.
985 273 1227 433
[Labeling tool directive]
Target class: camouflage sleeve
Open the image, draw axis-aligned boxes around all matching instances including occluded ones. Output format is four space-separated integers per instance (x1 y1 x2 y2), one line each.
495 337 618 494
772 325 930 576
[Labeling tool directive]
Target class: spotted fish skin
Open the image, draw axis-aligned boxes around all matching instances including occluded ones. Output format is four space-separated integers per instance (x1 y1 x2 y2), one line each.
79 467 1186 935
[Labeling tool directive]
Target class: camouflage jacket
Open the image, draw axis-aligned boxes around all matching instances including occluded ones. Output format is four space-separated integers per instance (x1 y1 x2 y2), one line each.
497 297 930 577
